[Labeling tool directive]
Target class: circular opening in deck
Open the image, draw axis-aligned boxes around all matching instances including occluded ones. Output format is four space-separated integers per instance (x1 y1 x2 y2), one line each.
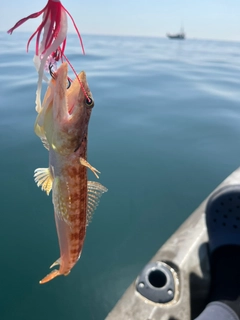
148 269 167 288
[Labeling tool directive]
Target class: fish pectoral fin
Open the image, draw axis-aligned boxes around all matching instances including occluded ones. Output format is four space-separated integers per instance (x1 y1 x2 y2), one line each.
80 158 100 179
87 181 108 226
39 269 61 284
34 168 53 195
40 137 50 150
50 258 61 269
34 114 50 150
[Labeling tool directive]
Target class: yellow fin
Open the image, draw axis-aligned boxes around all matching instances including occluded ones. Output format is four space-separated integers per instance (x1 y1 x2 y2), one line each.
34 168 53 195
87 181 108 226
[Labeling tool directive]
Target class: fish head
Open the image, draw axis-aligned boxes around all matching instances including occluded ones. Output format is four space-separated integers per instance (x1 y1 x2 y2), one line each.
40 62 94 154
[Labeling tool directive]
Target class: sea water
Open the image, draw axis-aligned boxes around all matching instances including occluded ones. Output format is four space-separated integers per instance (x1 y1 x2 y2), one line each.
1 32 240 320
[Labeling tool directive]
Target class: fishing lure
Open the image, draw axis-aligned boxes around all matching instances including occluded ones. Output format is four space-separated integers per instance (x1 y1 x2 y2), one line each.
8 0 88 112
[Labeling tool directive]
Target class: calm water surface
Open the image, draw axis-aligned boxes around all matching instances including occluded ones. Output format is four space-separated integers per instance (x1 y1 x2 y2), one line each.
1 32 240 319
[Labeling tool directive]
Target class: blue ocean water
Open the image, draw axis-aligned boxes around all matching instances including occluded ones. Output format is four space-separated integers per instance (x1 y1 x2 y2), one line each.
1 32 240 319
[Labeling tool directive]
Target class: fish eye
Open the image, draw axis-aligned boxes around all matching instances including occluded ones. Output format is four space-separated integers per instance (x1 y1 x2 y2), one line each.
85 97 94 108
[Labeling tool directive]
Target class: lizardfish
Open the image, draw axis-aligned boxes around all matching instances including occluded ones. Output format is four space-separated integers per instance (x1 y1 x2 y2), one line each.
34 62 107 284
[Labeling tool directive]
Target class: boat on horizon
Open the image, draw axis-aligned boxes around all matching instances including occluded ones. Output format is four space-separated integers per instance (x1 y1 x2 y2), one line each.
167 27 185 40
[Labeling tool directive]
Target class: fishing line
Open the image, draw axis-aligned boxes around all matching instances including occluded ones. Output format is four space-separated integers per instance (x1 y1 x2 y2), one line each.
62 53 91 103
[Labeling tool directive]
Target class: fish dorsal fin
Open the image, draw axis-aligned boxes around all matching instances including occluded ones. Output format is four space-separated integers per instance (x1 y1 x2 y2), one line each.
87 181 108 226
34 168 53 195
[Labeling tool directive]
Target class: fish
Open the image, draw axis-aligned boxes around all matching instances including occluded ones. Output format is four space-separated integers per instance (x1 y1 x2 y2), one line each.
34 62 107 284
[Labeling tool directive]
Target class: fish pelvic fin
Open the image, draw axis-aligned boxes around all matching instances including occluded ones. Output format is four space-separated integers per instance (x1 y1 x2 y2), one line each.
39 269 61 284
80 158 100 179
34 168 53 195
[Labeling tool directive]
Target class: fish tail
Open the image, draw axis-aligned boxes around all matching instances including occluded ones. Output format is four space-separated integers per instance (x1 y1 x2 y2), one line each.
39 269 61 284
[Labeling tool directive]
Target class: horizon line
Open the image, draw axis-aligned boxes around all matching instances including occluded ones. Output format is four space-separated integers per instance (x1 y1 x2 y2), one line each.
1 30 239 44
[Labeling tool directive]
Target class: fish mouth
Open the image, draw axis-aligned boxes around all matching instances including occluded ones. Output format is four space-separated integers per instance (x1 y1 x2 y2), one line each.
55 62 88 99
76 71 94 108
67 71 92 114
54 63 92 116
78 71 87 83
55 62 69 98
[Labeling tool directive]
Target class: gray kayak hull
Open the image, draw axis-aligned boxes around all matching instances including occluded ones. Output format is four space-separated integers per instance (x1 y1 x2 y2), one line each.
106 168 240 320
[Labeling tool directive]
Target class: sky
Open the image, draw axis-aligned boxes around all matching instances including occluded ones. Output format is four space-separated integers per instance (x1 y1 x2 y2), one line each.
0 0 240 41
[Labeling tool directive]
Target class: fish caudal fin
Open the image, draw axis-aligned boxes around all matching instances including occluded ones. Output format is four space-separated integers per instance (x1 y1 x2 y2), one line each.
39 269 61 284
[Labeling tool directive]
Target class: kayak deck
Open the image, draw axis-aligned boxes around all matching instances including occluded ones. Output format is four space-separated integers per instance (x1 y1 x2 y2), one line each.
106 168 240 320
